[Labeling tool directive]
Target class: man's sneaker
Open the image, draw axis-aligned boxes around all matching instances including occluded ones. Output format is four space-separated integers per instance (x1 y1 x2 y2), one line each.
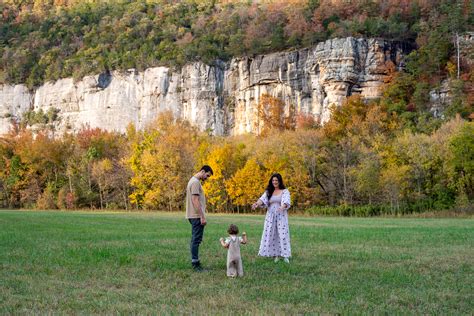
193 265 204 272
192 262 205 272
283 257 290 263
274 257 280 263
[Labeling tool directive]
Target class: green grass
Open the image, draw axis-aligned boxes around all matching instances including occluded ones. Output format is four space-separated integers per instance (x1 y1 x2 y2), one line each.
1 211 473 314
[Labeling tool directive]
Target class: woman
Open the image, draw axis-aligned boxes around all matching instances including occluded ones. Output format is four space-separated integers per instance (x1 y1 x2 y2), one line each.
252 173 291 263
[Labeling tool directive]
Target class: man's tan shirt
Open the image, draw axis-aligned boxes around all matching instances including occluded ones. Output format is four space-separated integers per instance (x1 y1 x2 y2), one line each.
186 176 206 219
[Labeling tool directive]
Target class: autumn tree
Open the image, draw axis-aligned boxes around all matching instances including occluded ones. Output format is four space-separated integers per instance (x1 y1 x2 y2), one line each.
255 94 296 135
351 151 383 205
320 96 374 204
59 127 130 209
226 158 268 211
202 141 246 212
5 129 74 208
448 121 474 207
128 112 199 211
91 158 113 209
291 129 328 206
0 137 17 207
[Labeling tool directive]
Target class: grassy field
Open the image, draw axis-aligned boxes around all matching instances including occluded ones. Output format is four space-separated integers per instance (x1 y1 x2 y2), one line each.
0 211 473 314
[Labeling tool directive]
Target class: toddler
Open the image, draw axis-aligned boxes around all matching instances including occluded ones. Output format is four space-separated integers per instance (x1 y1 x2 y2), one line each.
219 224 247 277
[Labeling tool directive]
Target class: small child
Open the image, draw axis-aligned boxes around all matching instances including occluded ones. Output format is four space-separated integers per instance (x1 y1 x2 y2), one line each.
219 224 247 278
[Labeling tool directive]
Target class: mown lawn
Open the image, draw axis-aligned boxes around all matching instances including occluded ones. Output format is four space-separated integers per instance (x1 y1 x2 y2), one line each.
0 210 473 314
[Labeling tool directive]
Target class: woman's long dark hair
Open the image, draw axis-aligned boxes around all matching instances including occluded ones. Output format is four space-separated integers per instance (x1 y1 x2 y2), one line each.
266 173 286 199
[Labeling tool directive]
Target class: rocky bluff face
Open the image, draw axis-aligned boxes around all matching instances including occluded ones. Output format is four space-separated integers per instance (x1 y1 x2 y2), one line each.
0 37 409 136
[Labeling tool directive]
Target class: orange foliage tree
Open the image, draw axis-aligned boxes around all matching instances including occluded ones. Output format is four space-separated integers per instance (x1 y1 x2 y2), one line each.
255 94 296 135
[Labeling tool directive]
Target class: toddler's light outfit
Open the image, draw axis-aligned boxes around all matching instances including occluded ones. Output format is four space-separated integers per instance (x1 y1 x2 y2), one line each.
224 235 244 277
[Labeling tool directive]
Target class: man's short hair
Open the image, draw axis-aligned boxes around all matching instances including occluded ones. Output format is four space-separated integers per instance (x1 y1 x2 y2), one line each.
200 165 214 175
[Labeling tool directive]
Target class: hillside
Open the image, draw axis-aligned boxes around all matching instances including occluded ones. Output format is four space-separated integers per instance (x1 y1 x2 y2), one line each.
0 0 470 86
0 1 472 212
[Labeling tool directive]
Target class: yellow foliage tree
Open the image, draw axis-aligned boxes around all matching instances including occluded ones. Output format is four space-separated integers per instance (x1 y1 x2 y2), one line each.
202 142 246 212
128 112 199 210
226 158 269 211
251 130 313 207
91 158 113 209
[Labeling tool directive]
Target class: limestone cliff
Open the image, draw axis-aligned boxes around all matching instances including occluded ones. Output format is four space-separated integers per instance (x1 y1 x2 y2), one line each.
0 37 410 136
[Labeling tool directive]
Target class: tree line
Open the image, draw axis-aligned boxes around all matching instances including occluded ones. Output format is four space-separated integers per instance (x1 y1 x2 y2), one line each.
0 94 472 215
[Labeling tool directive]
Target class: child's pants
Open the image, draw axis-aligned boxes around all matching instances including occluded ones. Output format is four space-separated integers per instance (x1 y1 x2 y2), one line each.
227 256 243 277
227 238 243 277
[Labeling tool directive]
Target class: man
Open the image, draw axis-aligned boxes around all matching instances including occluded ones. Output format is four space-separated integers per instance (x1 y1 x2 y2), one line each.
186 165 213 271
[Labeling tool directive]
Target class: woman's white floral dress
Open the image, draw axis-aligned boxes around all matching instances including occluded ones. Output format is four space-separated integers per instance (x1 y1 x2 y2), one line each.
257 189 291 258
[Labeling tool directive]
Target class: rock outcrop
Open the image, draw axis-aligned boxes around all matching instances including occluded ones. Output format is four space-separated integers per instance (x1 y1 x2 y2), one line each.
428 32 474 117
0 37 410 136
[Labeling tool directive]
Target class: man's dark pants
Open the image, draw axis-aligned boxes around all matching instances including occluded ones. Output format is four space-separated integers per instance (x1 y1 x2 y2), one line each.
189 218 204 267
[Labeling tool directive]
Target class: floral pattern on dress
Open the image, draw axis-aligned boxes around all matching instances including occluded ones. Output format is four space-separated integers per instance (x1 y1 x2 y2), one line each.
258 189 291 258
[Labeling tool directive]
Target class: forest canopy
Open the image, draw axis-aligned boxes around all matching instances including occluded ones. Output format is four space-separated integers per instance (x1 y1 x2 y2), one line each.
1 0 472 87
